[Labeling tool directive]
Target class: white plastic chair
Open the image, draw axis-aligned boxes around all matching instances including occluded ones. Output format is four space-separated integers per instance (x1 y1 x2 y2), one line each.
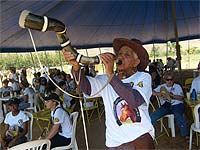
156 96 176 137
52 112 79 150
23 111 33 141
7 139 51 150
25 93 37 112
189 103 200 150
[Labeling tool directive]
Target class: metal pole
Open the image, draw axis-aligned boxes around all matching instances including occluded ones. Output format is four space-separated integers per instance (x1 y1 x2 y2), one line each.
153 43 155 61
170 0 182 83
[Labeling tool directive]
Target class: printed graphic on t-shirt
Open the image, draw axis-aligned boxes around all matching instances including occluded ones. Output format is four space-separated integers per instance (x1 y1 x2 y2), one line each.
137 81 143 87
3 91 10 97
18 119 23 126
113 97 141 126
54 118 60 123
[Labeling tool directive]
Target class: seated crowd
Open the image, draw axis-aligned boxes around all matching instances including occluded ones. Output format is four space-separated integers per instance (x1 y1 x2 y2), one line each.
0 59 199 149
0 67 78 149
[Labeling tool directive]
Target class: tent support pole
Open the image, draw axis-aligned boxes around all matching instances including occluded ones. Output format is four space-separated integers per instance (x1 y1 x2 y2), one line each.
171 0 183 84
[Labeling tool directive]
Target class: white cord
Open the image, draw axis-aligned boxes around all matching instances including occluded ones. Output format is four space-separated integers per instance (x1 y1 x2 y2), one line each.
73 69 89 150
79 100 89 150
28 29 89 149
28 29 81 99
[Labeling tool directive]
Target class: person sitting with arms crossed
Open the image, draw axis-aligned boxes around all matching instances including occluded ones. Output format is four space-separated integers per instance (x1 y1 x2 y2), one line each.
62 38 155 149
44 93 72 148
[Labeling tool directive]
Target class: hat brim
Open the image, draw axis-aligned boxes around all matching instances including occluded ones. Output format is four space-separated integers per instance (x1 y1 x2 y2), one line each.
113 38 149 71
44 96 60 103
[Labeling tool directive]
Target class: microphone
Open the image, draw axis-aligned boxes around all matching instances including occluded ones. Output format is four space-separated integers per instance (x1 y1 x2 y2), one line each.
19 10 100 65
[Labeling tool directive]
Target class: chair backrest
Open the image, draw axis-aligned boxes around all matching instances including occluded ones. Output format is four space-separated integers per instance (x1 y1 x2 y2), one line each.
155 96 162 107
29 93 35 107
8 139 51 150
70 112 79 146
30 92 39 112
194 103 200 129
50 112 79 150
23 111 33 141
184 78 194 86
149 96 165 113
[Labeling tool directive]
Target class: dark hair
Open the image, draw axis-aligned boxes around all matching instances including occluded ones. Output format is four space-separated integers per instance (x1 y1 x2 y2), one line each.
7 97 20 106
2 79 9 84
21 81 29 87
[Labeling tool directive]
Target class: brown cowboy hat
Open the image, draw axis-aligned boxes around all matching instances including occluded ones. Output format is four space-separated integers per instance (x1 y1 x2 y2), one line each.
113 38 149 71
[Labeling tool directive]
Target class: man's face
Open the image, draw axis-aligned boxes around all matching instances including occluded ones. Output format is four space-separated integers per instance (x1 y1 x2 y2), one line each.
117 46 140 72
165 76 174 87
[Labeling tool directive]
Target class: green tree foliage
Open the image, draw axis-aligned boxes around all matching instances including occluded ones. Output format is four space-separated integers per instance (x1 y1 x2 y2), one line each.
187 47 200 55
149 45 160 58
167 41 183 57
0 51 65 70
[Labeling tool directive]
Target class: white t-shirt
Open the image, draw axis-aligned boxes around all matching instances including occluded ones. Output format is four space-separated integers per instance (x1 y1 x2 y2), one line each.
39 85 46 94
23 87 35 103
51 106 72 138
86 71 154 147
9 73 20 91
63 93 72 108
190 76 200 93
0 86 13 97
4 111 29 130
154 83 184 105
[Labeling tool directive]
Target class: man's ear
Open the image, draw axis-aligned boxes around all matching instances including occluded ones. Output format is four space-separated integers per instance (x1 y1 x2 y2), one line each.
133 58 140 67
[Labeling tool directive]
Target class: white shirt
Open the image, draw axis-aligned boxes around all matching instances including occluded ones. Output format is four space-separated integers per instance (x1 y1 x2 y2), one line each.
4 111 29 130
0 86 13 97
190 76 200 93
86 71 154 147
154 83 184 105
23 87 35 103
51 106 72 138
63 93 72 108
9 73 20 91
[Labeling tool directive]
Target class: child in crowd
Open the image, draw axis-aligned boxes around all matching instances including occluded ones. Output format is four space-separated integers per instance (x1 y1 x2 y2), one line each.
0 79 13 98
0 98 29 149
